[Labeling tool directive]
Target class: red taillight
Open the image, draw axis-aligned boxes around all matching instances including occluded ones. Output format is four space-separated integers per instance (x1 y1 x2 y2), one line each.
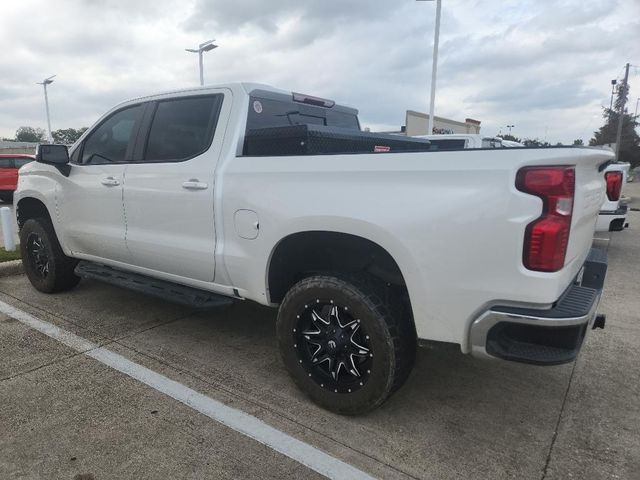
605 171 623 201
516 166 575 272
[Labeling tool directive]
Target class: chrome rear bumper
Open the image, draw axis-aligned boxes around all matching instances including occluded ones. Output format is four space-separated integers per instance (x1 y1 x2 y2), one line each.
470 248 607 365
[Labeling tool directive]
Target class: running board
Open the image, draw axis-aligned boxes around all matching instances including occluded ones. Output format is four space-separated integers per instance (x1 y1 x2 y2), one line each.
74 261 234 309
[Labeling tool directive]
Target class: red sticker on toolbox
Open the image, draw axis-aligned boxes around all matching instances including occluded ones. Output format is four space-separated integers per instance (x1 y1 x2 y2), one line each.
374 145 391 153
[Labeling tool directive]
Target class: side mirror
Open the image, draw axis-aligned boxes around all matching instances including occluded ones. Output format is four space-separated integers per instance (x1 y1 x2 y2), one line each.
36 144 69 165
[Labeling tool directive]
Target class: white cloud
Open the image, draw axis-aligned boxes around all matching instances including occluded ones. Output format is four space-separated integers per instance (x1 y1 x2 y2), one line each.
0 0 638 144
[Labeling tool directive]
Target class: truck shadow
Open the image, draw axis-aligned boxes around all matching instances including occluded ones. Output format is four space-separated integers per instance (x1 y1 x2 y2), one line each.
0 276 574 479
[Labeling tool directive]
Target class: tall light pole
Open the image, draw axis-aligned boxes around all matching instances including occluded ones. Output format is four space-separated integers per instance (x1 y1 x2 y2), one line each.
36 75 55 142
185 39 218 86
417 0 442 135
506 124 515 135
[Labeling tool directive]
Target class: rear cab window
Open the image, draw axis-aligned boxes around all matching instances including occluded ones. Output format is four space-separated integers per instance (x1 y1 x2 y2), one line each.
245 89 360 135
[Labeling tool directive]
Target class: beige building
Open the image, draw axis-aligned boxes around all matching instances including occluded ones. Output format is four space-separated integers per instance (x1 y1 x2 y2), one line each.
404 110 481 136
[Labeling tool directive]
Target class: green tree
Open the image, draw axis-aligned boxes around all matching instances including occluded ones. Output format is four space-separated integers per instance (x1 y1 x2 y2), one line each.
572 139 584 146
522 138 551 147
15 126 46 142
589 83 640 168
52 127 88 145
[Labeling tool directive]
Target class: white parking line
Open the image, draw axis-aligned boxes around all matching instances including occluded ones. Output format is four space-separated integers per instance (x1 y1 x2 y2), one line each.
0 300 375 480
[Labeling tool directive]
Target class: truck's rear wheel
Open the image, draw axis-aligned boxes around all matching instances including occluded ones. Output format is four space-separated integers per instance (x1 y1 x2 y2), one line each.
19 217 80 293
277 274 415 415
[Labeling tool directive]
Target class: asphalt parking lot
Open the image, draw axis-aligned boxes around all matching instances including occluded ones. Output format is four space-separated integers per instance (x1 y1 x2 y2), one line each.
1 183 639 480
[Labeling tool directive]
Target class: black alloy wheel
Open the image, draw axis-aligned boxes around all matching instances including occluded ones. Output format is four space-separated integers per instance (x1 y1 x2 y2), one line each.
19 217 80 293
26 232 50 278
277 274 416 415
294 300 373 394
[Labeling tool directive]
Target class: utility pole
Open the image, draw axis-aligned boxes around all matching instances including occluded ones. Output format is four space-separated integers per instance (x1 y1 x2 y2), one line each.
614 63 630 161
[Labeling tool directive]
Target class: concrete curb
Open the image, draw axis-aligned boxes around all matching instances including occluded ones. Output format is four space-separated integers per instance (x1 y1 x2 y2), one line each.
0 259 23 277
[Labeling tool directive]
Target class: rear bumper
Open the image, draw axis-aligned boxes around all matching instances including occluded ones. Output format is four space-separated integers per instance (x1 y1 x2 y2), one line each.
596 205 628 232
470 248 607 365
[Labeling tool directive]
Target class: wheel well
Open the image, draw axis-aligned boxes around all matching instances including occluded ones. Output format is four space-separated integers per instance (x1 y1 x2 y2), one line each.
16 197 52 230
268 231 408 304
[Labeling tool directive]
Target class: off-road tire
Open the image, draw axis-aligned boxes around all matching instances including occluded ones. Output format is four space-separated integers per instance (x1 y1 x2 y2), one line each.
19 217 80 293
277 274 416 415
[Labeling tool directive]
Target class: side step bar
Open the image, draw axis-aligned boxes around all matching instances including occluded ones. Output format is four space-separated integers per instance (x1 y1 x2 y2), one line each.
75 261 234 309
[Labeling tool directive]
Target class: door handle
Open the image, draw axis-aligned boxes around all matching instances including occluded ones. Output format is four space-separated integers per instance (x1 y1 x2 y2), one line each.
101 177 120 187
182 179 208 190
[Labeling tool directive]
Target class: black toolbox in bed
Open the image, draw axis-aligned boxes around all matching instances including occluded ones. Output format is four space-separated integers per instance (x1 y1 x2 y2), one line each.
243 124 433 156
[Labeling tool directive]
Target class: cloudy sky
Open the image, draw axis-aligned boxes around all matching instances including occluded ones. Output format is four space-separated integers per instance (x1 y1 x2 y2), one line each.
1 0 639 144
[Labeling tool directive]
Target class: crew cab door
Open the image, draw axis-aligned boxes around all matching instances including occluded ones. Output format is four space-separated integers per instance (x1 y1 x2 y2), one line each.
122 91 228 282
57 104 144 262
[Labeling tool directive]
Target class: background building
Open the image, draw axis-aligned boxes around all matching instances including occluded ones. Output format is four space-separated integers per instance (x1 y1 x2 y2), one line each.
404 110 481 136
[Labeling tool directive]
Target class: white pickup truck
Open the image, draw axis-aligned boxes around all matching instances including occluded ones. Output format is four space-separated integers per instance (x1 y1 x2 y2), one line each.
16 83 611 414
595 162 630 232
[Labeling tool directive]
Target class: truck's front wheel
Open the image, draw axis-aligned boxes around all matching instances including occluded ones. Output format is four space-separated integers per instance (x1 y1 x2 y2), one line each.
277 274 415 415
19 218 80 293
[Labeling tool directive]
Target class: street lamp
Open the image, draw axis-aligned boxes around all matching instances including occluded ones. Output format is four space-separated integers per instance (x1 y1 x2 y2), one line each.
185 39 218 86
609 79 617 111
417 0 442 135
506 124 515 135
36 75 55 142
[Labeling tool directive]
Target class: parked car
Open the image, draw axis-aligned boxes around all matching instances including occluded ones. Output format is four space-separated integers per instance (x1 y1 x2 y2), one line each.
595 162 630 232
0 154 34 203
15 83 611 414
417 133 504 149
501 139 525 147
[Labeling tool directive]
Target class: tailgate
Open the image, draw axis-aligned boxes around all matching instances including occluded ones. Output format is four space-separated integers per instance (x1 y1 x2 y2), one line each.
565 149 613 268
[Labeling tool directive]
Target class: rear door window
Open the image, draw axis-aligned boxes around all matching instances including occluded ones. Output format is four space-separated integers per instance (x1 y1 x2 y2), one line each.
144 95 223 162
0 158 14 168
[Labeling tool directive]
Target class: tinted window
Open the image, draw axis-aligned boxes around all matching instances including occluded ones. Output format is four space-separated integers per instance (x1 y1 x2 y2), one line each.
246 96 360 132
0 158 14 168
14 158 33 168
82 105 142 164
145 95 222 162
